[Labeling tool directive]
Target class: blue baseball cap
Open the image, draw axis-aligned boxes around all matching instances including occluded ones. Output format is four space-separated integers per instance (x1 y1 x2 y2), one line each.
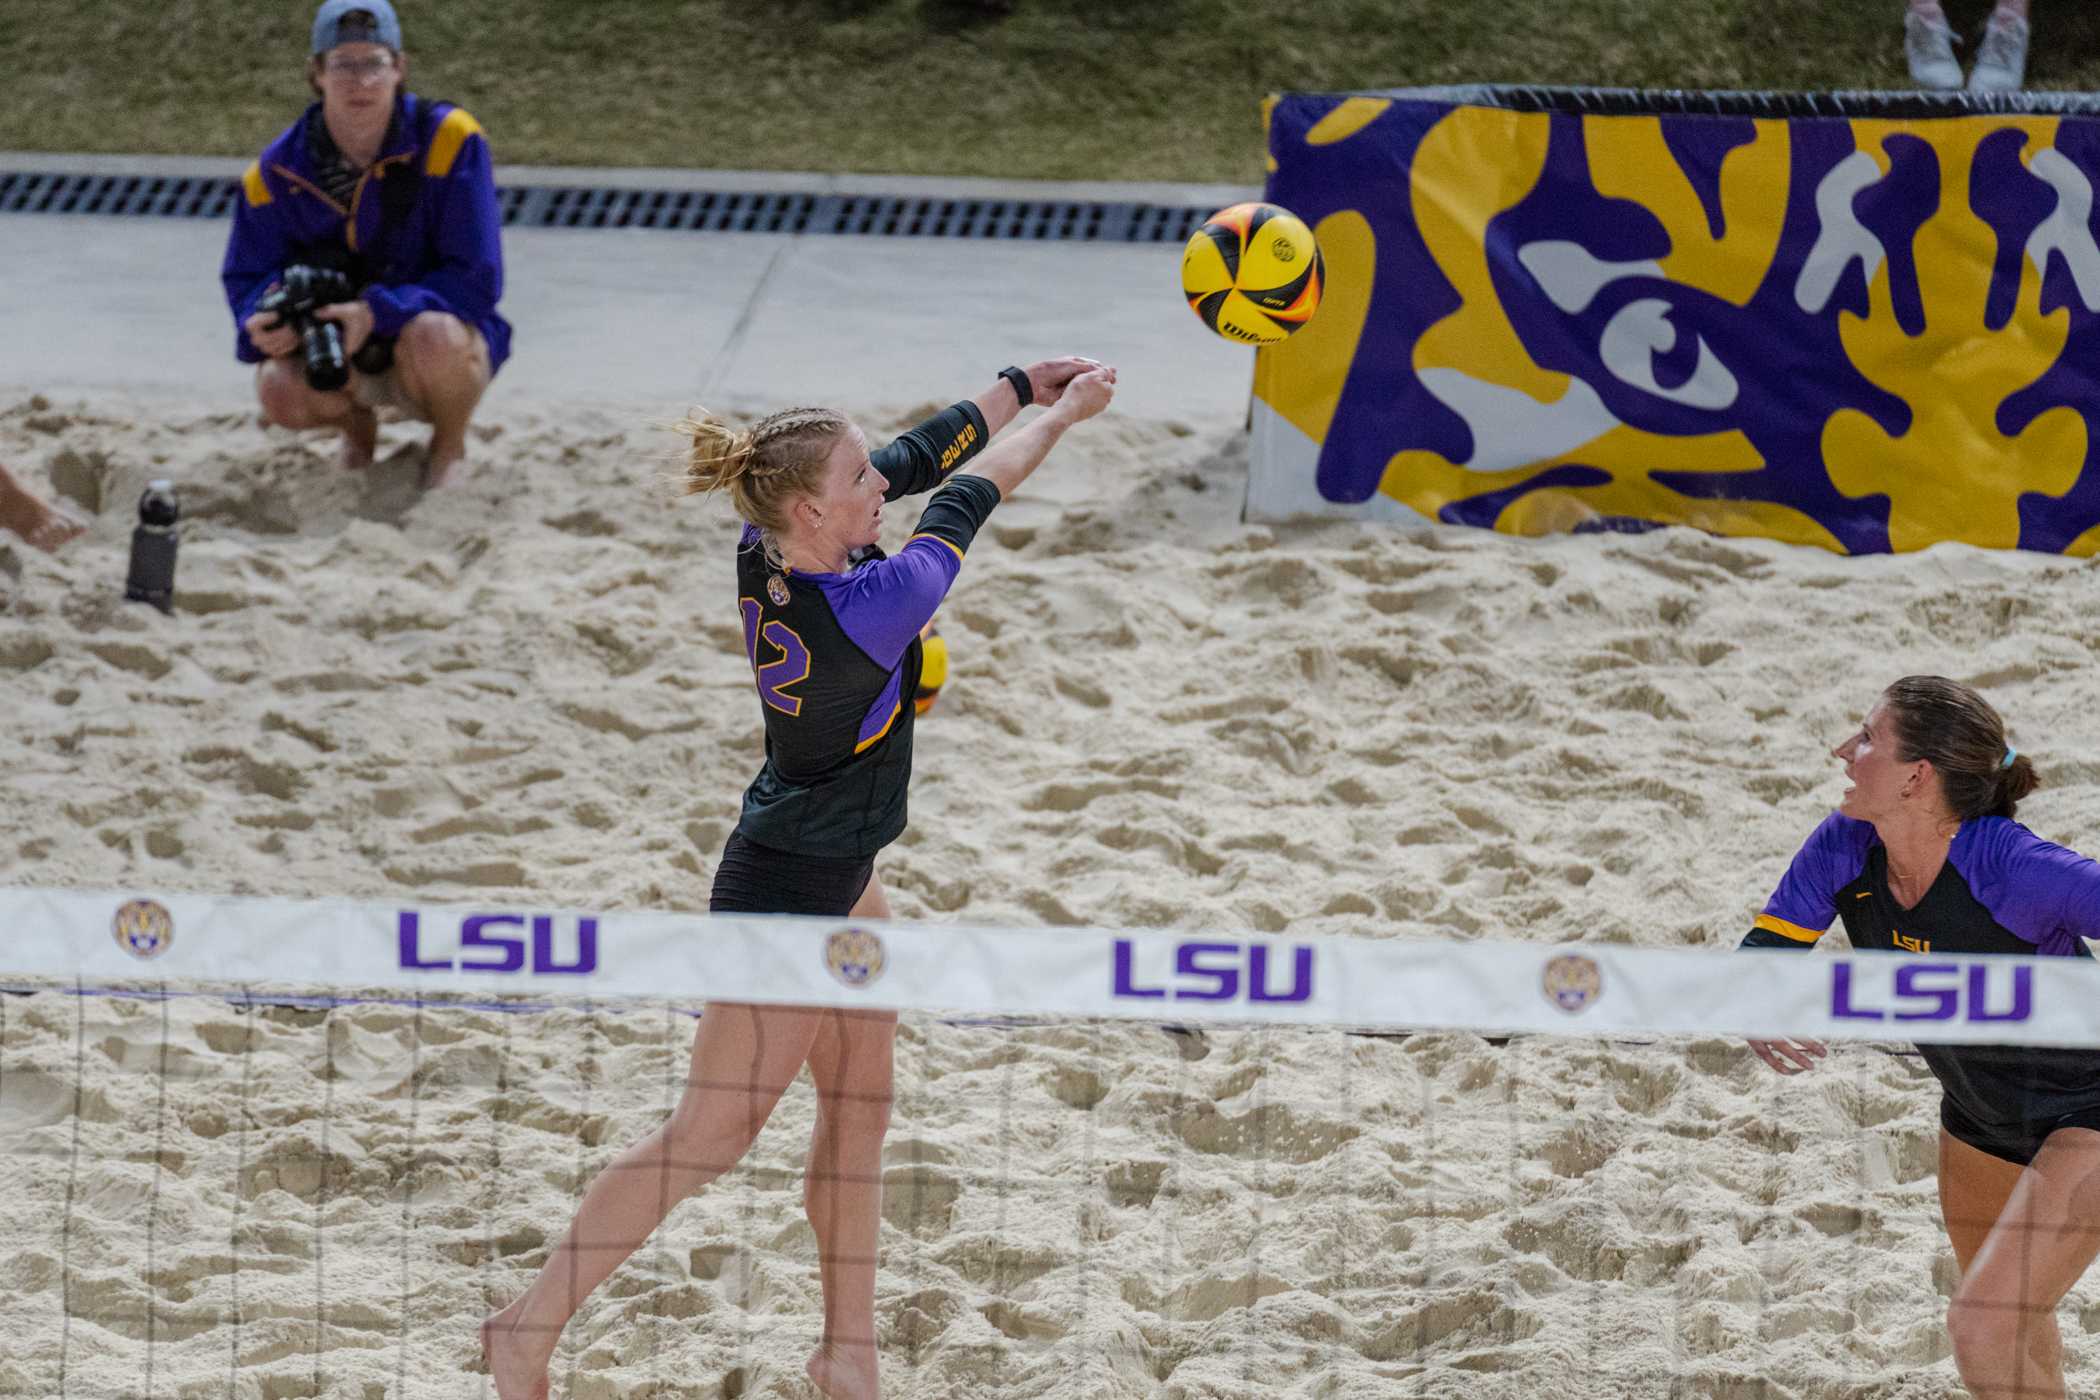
312 0 403 54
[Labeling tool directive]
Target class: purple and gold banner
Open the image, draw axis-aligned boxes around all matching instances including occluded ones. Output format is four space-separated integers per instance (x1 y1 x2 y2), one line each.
1250 88 2100 553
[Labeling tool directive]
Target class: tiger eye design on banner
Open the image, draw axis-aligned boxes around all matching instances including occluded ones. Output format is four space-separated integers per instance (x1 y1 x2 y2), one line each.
1252 88 2100 555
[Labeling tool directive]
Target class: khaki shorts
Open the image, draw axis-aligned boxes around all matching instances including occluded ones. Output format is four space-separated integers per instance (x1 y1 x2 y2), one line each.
350 322 490 422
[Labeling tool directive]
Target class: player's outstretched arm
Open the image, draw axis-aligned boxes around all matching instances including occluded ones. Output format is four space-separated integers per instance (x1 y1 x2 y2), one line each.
958 366 1116 500
971 357 1109 437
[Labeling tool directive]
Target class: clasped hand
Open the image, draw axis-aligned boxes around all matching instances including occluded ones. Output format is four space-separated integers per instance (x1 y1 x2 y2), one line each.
1022 356 1112 408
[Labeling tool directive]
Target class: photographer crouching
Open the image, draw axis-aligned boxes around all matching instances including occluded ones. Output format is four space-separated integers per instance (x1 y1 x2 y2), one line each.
221 1 510 489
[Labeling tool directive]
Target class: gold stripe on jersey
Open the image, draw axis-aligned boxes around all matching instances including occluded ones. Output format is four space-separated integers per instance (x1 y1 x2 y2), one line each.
854 700 903 754
1753 913 1822 945
909 532 965 564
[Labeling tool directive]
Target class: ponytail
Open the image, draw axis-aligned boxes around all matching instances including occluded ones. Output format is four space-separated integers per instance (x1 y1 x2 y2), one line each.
668 405 851 568
673 411 756 498
1993 750 2040 821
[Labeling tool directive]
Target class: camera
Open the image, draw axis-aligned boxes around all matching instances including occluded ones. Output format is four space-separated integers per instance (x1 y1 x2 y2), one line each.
257 264 359 391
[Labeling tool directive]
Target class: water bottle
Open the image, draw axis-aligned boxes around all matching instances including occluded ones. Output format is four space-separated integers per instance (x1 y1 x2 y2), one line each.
124 480 179 615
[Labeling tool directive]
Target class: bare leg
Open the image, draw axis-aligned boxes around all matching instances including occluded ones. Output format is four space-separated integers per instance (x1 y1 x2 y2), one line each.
255 357 377 469
389 312 491 488
0 462 85 552
482 1002 826 1400
804 877 898 1400
1939 1128 2025 1276
1943 1128 2100 1399
1994 0 2030 18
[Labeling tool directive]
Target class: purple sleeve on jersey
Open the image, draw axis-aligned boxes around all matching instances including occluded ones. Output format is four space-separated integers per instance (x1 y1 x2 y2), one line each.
1762 812 1876 935
820 536 964 670
1951 817 2100 955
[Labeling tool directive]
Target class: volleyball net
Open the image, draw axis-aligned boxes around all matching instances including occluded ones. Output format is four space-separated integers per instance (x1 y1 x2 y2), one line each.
7 884 2098 1397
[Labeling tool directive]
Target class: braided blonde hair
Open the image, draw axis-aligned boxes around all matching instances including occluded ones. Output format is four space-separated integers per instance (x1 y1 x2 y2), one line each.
674 406 850 568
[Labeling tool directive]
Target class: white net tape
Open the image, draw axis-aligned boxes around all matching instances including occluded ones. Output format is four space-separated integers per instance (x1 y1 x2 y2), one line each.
6 885 2098 1398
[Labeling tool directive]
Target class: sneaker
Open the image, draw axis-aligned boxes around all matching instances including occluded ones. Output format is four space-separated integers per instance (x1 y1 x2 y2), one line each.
1969 10 2030 92
1905 10 1964 90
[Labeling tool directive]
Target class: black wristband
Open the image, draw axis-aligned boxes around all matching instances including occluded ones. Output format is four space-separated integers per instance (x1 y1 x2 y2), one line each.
999 365 1033 408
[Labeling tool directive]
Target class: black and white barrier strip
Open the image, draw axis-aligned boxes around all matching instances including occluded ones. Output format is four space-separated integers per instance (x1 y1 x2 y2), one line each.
4 886 2098 1046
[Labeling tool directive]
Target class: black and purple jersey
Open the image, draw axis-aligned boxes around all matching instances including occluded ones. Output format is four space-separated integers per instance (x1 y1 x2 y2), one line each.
732 402 997 857
1743 812 2100 1130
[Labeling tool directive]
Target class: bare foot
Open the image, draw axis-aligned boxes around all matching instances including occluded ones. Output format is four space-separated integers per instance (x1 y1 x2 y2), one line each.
0 465 86 553
340 405 379 471
423 435 468 489
806 1340 881 1400
481 1300 553 1400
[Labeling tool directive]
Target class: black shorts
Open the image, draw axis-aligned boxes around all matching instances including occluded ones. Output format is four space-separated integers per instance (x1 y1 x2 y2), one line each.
709 830 874 917
1940 1094 2100 1166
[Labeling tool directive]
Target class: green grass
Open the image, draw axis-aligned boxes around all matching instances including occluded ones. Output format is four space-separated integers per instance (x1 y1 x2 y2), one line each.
5 1 2097 183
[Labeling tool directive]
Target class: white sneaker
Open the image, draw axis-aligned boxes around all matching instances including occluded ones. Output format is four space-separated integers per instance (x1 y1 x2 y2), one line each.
1905 10 1964 90
1969 11 2030 92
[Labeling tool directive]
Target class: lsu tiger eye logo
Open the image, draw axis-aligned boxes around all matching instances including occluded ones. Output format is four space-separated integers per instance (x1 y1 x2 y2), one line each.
112 899 175 960
824 928 887 989
766 575 791 607
1541 952 1602 1013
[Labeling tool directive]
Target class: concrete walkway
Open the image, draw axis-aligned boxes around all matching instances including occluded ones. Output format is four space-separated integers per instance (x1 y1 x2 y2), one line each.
0 157 1262 427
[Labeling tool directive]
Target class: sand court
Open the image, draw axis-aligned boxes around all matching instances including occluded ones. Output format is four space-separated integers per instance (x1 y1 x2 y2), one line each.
6 373 2100 1394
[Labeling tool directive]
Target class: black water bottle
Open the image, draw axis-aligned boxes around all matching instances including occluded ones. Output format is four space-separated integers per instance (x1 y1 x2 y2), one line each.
124 480 179 615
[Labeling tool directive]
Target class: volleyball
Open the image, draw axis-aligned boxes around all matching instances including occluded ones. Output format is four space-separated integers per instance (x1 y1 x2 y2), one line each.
1180 201 1324 346
914 621 948 715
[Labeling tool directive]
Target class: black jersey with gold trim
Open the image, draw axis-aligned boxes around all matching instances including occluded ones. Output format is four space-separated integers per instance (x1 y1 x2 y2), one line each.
732 402 998 857
1742 812 2100 1130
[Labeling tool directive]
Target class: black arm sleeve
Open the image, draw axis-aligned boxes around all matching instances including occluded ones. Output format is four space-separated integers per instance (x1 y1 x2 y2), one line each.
876 400 991 501
911 473 1002 555
1739 928 1814 950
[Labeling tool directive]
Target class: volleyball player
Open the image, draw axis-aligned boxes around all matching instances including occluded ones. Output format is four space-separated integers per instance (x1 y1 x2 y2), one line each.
482 355 1116 1400
1742 675 2100 1399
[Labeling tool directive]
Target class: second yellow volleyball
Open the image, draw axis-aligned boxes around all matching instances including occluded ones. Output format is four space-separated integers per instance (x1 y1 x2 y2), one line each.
1180 201 1324 346
913 621 948 716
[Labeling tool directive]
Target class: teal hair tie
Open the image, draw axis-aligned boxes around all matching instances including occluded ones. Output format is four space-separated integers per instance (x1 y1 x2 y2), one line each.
2002 747 2018 769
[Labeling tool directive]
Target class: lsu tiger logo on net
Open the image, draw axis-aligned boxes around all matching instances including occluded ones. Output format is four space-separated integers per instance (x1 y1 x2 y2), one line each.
112 898 175 960
1541 952 1603 1014
824 927 887 989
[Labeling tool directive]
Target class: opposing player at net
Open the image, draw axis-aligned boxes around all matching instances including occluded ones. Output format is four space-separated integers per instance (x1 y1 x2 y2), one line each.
481 356 1115 1400
1742 675 2100 1400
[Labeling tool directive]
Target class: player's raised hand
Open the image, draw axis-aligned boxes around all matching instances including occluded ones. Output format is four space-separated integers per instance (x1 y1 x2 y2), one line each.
1053 365 1116 422
1027 356 1109 407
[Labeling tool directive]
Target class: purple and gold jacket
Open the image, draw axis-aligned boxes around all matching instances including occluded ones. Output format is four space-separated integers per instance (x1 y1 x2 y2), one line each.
219 93 510 371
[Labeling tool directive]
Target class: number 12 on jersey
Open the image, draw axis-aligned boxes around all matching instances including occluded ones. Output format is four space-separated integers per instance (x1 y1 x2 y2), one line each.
739 597 812 716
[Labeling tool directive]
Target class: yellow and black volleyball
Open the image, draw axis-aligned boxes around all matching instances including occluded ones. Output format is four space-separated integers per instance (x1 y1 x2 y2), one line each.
913 621 948 716
1180 201 1324 346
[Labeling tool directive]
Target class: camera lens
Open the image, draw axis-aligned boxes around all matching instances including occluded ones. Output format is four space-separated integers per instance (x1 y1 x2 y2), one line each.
304 321 350 392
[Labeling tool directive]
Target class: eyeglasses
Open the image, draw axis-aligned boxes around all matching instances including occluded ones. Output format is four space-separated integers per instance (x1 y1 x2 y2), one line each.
322 54 395 81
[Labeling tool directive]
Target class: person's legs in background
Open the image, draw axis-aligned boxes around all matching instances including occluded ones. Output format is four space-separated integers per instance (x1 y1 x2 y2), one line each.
1969 0 2032 92
1905 0 1965 89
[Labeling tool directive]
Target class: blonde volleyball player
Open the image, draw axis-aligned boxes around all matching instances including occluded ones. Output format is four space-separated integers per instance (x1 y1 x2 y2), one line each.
1741 676 2100 1399
482 356 1115 1400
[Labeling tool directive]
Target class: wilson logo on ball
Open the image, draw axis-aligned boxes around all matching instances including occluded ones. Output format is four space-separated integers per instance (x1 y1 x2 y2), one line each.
1180 201 1324 346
